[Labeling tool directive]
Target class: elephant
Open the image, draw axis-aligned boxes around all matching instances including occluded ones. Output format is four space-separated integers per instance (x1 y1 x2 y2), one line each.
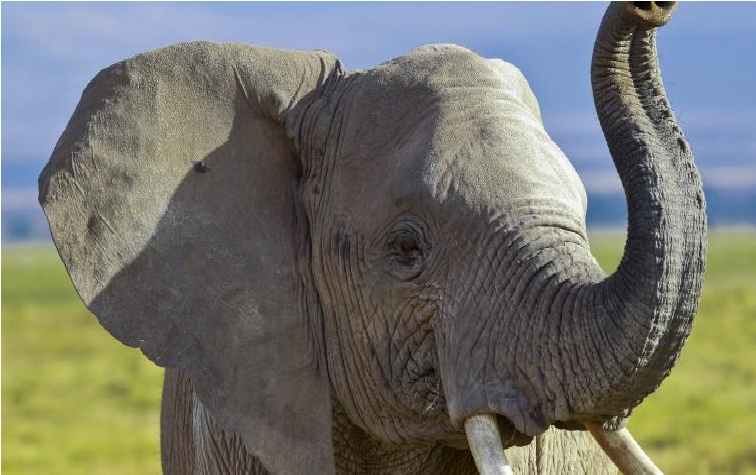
39 1 705 474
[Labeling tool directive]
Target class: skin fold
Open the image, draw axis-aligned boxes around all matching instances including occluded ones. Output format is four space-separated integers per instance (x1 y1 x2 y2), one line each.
39 2 703 473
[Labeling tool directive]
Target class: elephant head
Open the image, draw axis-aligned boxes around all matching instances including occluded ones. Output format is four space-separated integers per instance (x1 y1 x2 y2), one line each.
40 2 705 473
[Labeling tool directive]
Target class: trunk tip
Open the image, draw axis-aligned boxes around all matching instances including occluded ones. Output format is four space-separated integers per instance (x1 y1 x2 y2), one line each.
624 1 677 28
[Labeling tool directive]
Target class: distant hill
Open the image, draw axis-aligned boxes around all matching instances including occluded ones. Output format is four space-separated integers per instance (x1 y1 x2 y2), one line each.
586 187 756 229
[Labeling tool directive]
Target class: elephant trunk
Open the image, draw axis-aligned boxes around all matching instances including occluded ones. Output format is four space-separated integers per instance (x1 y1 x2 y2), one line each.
561 0 707 418
516 2 706 428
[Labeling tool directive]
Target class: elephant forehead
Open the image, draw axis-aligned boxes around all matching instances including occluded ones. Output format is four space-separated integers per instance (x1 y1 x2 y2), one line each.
328 46 586 225
341 44 538 126
421 104 587 220
374 43 533 96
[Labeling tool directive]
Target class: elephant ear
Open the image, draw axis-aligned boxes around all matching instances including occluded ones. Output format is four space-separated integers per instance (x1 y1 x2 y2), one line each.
39 42 342 474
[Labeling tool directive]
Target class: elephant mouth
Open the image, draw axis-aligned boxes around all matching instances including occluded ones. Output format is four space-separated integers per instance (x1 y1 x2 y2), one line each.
442 413 531 451
491 413 532 447
412 365 533 451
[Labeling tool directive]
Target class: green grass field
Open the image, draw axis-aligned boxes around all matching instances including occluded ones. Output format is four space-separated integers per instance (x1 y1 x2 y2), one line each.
3 230 756 474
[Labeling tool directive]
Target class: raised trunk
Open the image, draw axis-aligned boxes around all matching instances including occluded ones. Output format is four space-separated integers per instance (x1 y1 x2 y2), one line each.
558 1 707 420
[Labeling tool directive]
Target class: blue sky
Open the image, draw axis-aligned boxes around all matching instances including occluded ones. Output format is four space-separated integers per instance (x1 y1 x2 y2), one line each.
3 1 755 216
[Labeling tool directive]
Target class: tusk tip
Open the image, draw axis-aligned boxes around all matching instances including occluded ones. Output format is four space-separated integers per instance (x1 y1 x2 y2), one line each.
586 422 663 475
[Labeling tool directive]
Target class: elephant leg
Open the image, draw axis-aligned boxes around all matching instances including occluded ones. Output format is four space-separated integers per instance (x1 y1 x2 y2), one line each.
504 427 615 474
161 368 196 473
161 368 269 475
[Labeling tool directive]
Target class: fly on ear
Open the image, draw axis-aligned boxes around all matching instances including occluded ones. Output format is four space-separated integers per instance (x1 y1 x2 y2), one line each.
193 161 209 173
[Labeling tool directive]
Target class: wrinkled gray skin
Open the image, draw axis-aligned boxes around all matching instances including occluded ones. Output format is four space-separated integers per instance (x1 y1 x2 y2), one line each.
40 2 705 474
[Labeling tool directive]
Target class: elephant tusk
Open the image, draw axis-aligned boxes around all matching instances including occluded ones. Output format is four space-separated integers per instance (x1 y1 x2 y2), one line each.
464 414 514 475
586 422 663 475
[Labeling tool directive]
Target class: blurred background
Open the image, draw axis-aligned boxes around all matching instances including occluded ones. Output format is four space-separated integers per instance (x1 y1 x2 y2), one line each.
2 2 755 474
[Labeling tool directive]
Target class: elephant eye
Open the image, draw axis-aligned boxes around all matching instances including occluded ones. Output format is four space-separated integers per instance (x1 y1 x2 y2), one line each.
396 234 420 254
386 230 428 280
